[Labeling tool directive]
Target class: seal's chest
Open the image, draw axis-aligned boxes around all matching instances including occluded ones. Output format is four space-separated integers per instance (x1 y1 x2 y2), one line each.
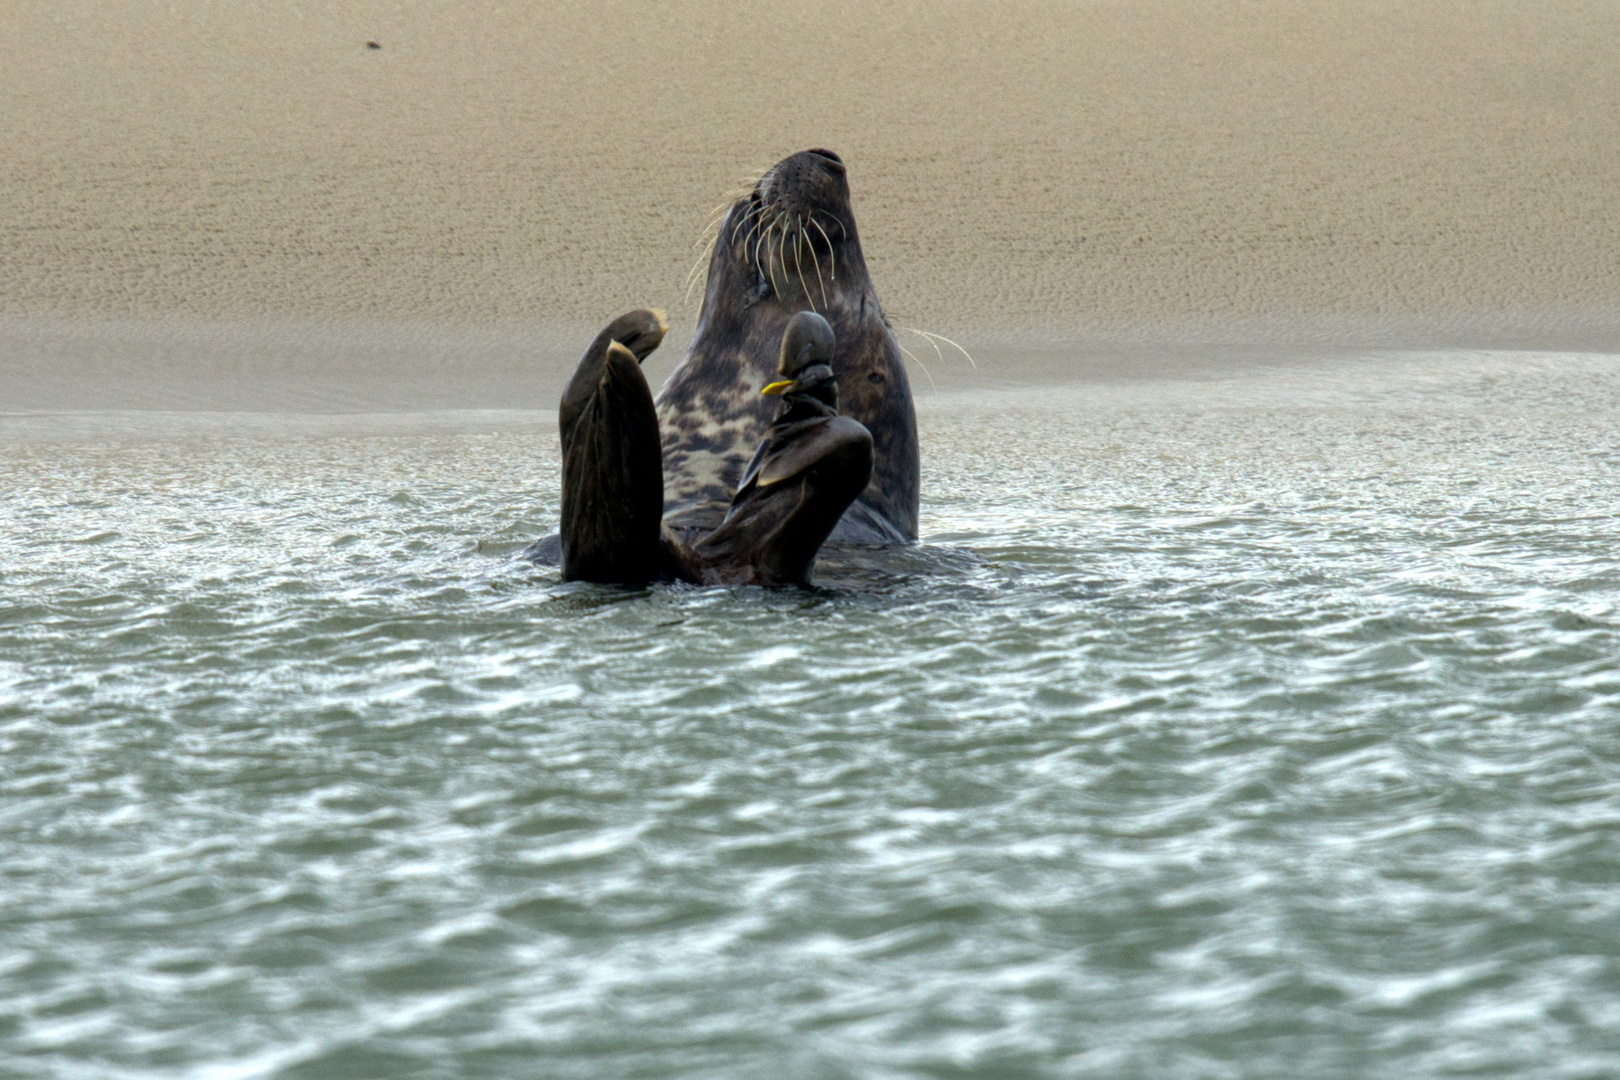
657 414 759 516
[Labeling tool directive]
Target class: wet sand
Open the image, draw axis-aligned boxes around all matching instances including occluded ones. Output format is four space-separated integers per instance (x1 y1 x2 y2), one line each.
3 0 1618 406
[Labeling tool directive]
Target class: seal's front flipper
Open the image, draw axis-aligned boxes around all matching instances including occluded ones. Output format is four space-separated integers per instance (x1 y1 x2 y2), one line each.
559 310 668 584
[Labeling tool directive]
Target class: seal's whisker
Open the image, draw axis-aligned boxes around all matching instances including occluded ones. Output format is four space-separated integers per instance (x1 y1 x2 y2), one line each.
718 171 767 215
803 216 830 310
695 204 733 252
902 325 946 369
736 207 770 259
685 223 725 301
685 201 748 304
906 327 978 371
766 219 786 300
802 219 820 307
700 201 732 238
809 216 836 282
740 211 767 267
727 205 756 247
895 341 937 390
733 201 765 239
692 195 774 305
738 221 759 265
774 223 791 302
793 257 816 312
752 215 772 279
684 238 716 304
760 218 775 294
791 218 815 312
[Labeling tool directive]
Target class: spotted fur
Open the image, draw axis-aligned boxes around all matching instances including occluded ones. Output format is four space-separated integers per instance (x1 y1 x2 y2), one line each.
655 150 919 545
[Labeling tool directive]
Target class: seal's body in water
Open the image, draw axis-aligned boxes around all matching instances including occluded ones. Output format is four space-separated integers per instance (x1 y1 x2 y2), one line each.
656 149 918 546
557 311 872 587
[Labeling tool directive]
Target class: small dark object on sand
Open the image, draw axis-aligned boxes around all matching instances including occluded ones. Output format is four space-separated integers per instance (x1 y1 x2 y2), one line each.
366 40 381 50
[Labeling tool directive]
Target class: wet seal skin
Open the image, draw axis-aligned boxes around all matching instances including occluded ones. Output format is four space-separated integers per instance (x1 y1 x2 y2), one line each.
655 149 918 546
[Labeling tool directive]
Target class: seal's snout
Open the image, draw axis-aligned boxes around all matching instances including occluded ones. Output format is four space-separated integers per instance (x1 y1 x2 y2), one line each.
761 149 851 211
717 150 861 312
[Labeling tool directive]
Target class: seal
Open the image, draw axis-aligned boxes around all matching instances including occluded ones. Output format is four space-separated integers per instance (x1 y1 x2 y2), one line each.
656 149 919 546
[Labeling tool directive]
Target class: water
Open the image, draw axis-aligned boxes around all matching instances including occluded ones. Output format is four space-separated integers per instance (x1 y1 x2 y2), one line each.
4 349 1620 1079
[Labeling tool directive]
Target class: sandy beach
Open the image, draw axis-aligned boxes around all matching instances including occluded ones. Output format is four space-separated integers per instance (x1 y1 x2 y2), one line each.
4 0 1619 405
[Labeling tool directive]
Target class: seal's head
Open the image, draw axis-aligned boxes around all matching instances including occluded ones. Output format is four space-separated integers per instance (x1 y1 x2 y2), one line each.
657 151 919 543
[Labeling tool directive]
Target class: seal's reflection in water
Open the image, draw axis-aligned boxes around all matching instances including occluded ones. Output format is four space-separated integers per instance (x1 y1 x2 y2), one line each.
556 310 874 588
539 545 982 608
805 542 983 592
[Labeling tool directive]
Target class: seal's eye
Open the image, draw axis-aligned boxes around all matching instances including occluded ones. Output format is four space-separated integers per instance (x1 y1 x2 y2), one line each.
867 372 885 385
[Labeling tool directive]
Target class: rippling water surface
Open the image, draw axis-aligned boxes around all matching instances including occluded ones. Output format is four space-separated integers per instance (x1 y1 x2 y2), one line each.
4 351 1620 1079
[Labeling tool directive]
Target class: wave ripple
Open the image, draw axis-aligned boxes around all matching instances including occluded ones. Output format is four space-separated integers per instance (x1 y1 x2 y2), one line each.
4 355 1620 1078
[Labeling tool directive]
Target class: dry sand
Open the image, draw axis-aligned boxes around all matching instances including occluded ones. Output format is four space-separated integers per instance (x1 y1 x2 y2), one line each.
3 0 1618 407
